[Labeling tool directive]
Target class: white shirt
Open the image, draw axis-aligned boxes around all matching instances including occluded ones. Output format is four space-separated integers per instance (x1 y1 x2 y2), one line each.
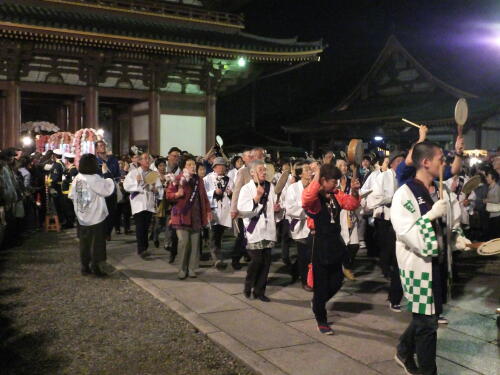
69 173 115 226
204 172 233 228
237 180 277 244
227 167 239 185
123 167 163 215
367 169 398 220
283 181 310 240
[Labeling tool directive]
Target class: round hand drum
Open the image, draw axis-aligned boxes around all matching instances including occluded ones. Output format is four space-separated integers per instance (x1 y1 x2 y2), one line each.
347 139 363 165
455 98 469 137
477 238 500 256
462 175 481 196
144 171 160 185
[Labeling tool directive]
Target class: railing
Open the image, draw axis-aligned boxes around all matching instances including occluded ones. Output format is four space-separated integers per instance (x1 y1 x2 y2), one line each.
62 0 245 27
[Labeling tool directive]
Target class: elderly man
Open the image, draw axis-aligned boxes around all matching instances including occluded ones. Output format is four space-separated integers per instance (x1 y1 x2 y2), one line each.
124 153 162 259
204 157 233 269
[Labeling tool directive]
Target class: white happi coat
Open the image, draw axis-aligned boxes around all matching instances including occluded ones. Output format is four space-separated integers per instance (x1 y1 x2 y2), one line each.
283 181 310 240
204 172 233 228
338 178 359 245
237 180 277 244
360 169 380 215
367 169 398 220
276 174 294 222
123 167 163 215
445 176 474 225
391 184 464 315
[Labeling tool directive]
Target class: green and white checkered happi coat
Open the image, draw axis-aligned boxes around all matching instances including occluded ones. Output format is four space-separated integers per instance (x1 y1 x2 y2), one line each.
390 185 445 316
400 269 433 315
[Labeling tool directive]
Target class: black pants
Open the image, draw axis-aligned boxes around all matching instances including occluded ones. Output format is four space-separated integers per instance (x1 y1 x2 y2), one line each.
295 236 312 285
312 261 344 325
280 219 292 262
398 314 438 375
62 195 75 227
115 201 131 232
364 216 379 257
245 248 272 297
79 220 106 272
104 192 117 236
487 215 500 240
377 219 403 305
53 192 66 225
232 218 247 262
210 224 226 261
134 211 153 254
342 243 360 269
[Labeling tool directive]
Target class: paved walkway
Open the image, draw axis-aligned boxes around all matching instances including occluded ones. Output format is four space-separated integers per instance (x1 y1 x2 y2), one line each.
105 234 499 375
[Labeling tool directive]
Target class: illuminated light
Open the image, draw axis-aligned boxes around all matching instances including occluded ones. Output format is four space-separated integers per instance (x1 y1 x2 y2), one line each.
96 128 105 136
374 136 383 141
22 136 33 147
237 57 247 67
469 157 481 166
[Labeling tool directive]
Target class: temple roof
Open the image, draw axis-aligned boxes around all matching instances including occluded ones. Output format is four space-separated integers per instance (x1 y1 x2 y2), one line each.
282 35 499 136
0 0 324 62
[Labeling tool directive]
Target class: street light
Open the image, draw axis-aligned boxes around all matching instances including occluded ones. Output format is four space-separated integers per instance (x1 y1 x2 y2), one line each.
374 136 383 141
237 57 247 68
22 136 33 147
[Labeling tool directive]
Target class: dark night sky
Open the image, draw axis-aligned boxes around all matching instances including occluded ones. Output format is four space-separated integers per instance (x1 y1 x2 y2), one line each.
217 0 500 141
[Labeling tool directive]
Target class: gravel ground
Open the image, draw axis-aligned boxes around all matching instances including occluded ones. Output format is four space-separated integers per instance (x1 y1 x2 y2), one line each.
0 230 255 375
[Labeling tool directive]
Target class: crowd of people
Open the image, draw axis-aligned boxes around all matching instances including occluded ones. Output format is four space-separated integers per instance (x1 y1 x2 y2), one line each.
1 125 499 375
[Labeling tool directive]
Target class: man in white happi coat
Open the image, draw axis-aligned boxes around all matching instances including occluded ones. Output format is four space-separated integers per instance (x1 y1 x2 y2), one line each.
367 151 405 311
391 141 471 375
123 153 163 259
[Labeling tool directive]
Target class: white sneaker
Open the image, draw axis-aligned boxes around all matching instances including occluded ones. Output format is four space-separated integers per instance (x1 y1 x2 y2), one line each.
438 316 449 324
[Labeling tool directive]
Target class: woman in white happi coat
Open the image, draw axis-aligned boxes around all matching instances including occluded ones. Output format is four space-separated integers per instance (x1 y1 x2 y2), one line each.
204 157 233 268
335 159 360 280
237 160 279 302
283 161 312 290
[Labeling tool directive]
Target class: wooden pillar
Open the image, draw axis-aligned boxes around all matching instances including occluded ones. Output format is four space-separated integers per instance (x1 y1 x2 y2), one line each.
206 94 216 152
5 81 21 148
0 94 6 149
149 90 161 154
84 86 98 129
148 90 160 155
56 104 68 131
67 99 81 132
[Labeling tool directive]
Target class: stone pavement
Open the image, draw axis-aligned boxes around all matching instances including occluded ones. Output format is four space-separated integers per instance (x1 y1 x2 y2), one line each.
104 234 499 375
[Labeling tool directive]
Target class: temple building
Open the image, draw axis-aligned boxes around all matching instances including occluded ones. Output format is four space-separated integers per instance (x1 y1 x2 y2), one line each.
283 35 500 154
0 0 323 154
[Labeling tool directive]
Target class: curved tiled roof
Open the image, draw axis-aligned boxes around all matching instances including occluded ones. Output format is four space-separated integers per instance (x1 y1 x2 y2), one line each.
0 1 324 61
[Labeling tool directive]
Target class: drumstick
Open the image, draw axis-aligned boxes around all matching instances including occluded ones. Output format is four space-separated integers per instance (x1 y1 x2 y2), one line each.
402 118 422 129
439 165 444 199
